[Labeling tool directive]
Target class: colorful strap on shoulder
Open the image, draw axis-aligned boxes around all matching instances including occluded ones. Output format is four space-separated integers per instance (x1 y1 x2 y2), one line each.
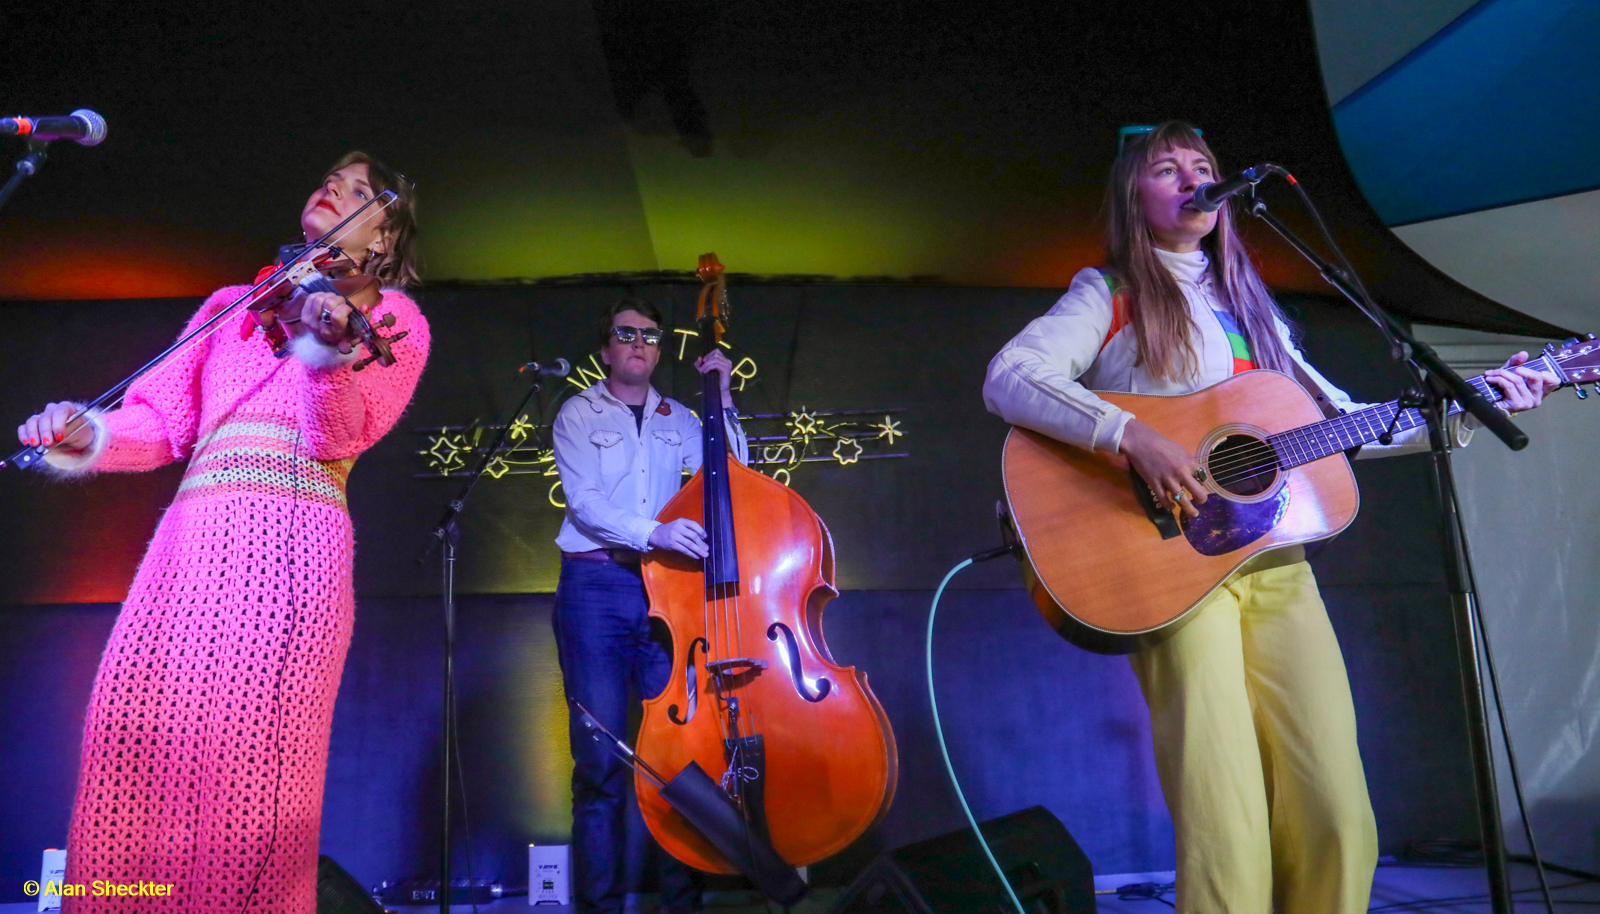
1212 309 1256 374
1097 269 1131 354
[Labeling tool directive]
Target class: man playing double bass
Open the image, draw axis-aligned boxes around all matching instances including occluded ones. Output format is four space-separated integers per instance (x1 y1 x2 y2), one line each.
550 296 748 914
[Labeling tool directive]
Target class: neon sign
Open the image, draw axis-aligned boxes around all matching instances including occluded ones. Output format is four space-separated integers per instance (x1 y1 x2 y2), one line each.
416 331 908 507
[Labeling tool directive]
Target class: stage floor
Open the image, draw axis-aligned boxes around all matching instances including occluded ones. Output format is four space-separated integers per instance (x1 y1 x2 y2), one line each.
4 860 1593 912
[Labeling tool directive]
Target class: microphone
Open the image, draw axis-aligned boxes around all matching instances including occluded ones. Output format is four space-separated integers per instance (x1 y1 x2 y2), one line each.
1189 163 1282 213
520 358 570 378
0 110 107 146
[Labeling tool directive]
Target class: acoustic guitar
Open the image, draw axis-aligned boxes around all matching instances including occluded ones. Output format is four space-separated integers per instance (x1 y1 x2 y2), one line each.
1001 338 1600 654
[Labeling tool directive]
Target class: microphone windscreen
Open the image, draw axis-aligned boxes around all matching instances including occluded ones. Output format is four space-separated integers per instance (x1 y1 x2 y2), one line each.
70 109 106 146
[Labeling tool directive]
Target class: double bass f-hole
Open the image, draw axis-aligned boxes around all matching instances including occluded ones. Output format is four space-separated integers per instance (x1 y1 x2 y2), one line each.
669 637 709 725
766 623 831 702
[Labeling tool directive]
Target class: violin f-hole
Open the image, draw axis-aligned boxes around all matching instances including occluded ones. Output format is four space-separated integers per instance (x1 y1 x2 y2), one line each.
766 623 831 703
668 637 708 725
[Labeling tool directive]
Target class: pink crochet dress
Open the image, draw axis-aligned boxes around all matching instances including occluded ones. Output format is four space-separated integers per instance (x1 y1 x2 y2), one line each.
52 285 429 913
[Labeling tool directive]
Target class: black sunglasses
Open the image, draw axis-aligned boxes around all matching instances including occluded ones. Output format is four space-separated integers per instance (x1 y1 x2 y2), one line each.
612 325 663 346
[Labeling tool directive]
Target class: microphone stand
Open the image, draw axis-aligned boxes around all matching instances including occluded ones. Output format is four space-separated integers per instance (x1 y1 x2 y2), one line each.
1245 192 1520 914
0 140 49 216
416 367 552 914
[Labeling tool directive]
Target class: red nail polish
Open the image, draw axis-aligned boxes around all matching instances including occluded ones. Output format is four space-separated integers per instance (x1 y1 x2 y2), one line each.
56 433 65 442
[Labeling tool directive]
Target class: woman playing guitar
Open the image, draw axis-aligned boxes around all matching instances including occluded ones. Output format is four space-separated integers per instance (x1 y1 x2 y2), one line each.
983 122 1557 913
15 152 428 913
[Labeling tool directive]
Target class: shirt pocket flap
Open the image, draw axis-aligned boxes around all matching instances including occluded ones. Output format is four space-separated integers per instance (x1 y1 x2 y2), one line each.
651 429 683 447
589 430 624 449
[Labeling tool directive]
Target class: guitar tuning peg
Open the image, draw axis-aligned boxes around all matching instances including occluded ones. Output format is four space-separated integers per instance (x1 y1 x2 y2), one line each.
1587 333 1597 341
1577 385 1589 399
1565 337 1580 346
1593 381 1600 396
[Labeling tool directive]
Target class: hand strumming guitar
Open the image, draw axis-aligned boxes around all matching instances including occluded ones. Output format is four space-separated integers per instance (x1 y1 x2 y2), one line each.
1120 418 1207 519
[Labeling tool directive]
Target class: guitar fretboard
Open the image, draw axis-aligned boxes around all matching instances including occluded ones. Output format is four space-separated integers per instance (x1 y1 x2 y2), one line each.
1265 355 1554 470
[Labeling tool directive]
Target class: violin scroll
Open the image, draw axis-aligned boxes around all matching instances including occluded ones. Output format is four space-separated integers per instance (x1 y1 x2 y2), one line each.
347 308 408 372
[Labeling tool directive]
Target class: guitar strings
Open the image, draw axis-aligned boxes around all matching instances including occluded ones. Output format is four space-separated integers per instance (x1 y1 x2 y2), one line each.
1200 372 1510 485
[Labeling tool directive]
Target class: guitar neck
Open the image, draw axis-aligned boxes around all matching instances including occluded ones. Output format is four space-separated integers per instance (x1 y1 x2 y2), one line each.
1267 354 1554 469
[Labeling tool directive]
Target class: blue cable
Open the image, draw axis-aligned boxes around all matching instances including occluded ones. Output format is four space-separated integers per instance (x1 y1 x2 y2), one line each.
926 557 1026 914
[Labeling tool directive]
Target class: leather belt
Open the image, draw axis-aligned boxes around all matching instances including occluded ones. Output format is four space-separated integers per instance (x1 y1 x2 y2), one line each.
562 548 641 566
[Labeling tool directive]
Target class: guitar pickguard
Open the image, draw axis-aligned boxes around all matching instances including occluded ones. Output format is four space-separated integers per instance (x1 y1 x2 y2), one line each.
1180 486 1289 556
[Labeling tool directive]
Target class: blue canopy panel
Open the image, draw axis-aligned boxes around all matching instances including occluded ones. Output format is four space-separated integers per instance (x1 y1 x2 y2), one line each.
1332 0 1600 227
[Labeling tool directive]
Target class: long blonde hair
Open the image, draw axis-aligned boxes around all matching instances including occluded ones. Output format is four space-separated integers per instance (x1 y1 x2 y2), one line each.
1102 122 1293 381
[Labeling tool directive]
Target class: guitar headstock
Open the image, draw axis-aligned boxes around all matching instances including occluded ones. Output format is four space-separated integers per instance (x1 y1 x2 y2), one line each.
1546 333 1600 399
696 252 729 347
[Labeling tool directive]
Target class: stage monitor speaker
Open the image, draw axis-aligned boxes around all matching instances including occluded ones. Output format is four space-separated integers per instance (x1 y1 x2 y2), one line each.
831 805 1095 913
316 855 384 914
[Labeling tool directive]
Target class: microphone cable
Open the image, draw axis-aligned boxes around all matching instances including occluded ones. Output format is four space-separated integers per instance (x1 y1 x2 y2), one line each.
925 543 1024 914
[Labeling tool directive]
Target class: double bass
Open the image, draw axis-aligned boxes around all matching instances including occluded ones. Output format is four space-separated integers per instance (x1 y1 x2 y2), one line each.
635 254 898 875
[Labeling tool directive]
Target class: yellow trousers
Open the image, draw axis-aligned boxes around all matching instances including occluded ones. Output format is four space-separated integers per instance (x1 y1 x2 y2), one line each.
1128 560 1378 914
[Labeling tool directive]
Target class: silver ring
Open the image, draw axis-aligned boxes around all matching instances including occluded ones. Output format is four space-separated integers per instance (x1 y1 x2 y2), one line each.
320 308 334 324
1171 490 1188 503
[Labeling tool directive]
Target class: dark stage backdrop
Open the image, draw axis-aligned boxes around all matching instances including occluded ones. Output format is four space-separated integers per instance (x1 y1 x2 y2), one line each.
0 0 1565 338
0 282 1481 899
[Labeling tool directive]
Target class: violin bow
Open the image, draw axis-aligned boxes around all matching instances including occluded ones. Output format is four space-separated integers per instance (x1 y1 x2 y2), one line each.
2 191 398 470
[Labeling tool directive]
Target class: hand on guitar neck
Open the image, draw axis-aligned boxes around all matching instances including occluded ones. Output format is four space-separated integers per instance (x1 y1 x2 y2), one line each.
1121 418 1209 518
1487 351 1560 414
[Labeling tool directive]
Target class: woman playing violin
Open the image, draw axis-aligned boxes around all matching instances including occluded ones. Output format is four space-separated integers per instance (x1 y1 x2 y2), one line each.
17 152 429 913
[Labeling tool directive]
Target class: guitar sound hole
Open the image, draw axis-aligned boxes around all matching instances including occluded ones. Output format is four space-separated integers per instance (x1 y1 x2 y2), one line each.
1207 434 1278 497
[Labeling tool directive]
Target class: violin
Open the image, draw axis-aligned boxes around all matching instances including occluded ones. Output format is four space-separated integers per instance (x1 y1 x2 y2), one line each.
634 254 898 876
3 190 402 472
238 245 408 372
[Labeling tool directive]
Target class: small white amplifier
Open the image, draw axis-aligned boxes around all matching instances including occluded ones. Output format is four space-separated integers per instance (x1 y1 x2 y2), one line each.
39 848 66 912
528 844 571 907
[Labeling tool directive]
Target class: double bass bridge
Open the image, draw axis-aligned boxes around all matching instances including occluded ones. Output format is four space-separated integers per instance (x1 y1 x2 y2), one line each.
706 657 770 693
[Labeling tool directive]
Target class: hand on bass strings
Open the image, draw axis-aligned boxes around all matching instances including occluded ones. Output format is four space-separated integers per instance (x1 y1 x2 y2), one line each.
650 518 710 559
17 401 93 451
297 291 355 351
695 350 735 409
1485 351 1560 413
1120 418 1207 518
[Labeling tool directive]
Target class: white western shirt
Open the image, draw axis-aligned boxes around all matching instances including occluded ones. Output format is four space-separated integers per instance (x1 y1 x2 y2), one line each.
552 381 750 553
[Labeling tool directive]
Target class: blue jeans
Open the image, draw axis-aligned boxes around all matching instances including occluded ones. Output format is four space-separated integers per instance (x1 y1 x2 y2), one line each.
554 557 703 914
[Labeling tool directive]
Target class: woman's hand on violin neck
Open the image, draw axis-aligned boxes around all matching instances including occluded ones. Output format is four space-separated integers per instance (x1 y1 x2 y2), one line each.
1119 418 1207 519
18 402 93 452
650 518 710 559
298 291 355 352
